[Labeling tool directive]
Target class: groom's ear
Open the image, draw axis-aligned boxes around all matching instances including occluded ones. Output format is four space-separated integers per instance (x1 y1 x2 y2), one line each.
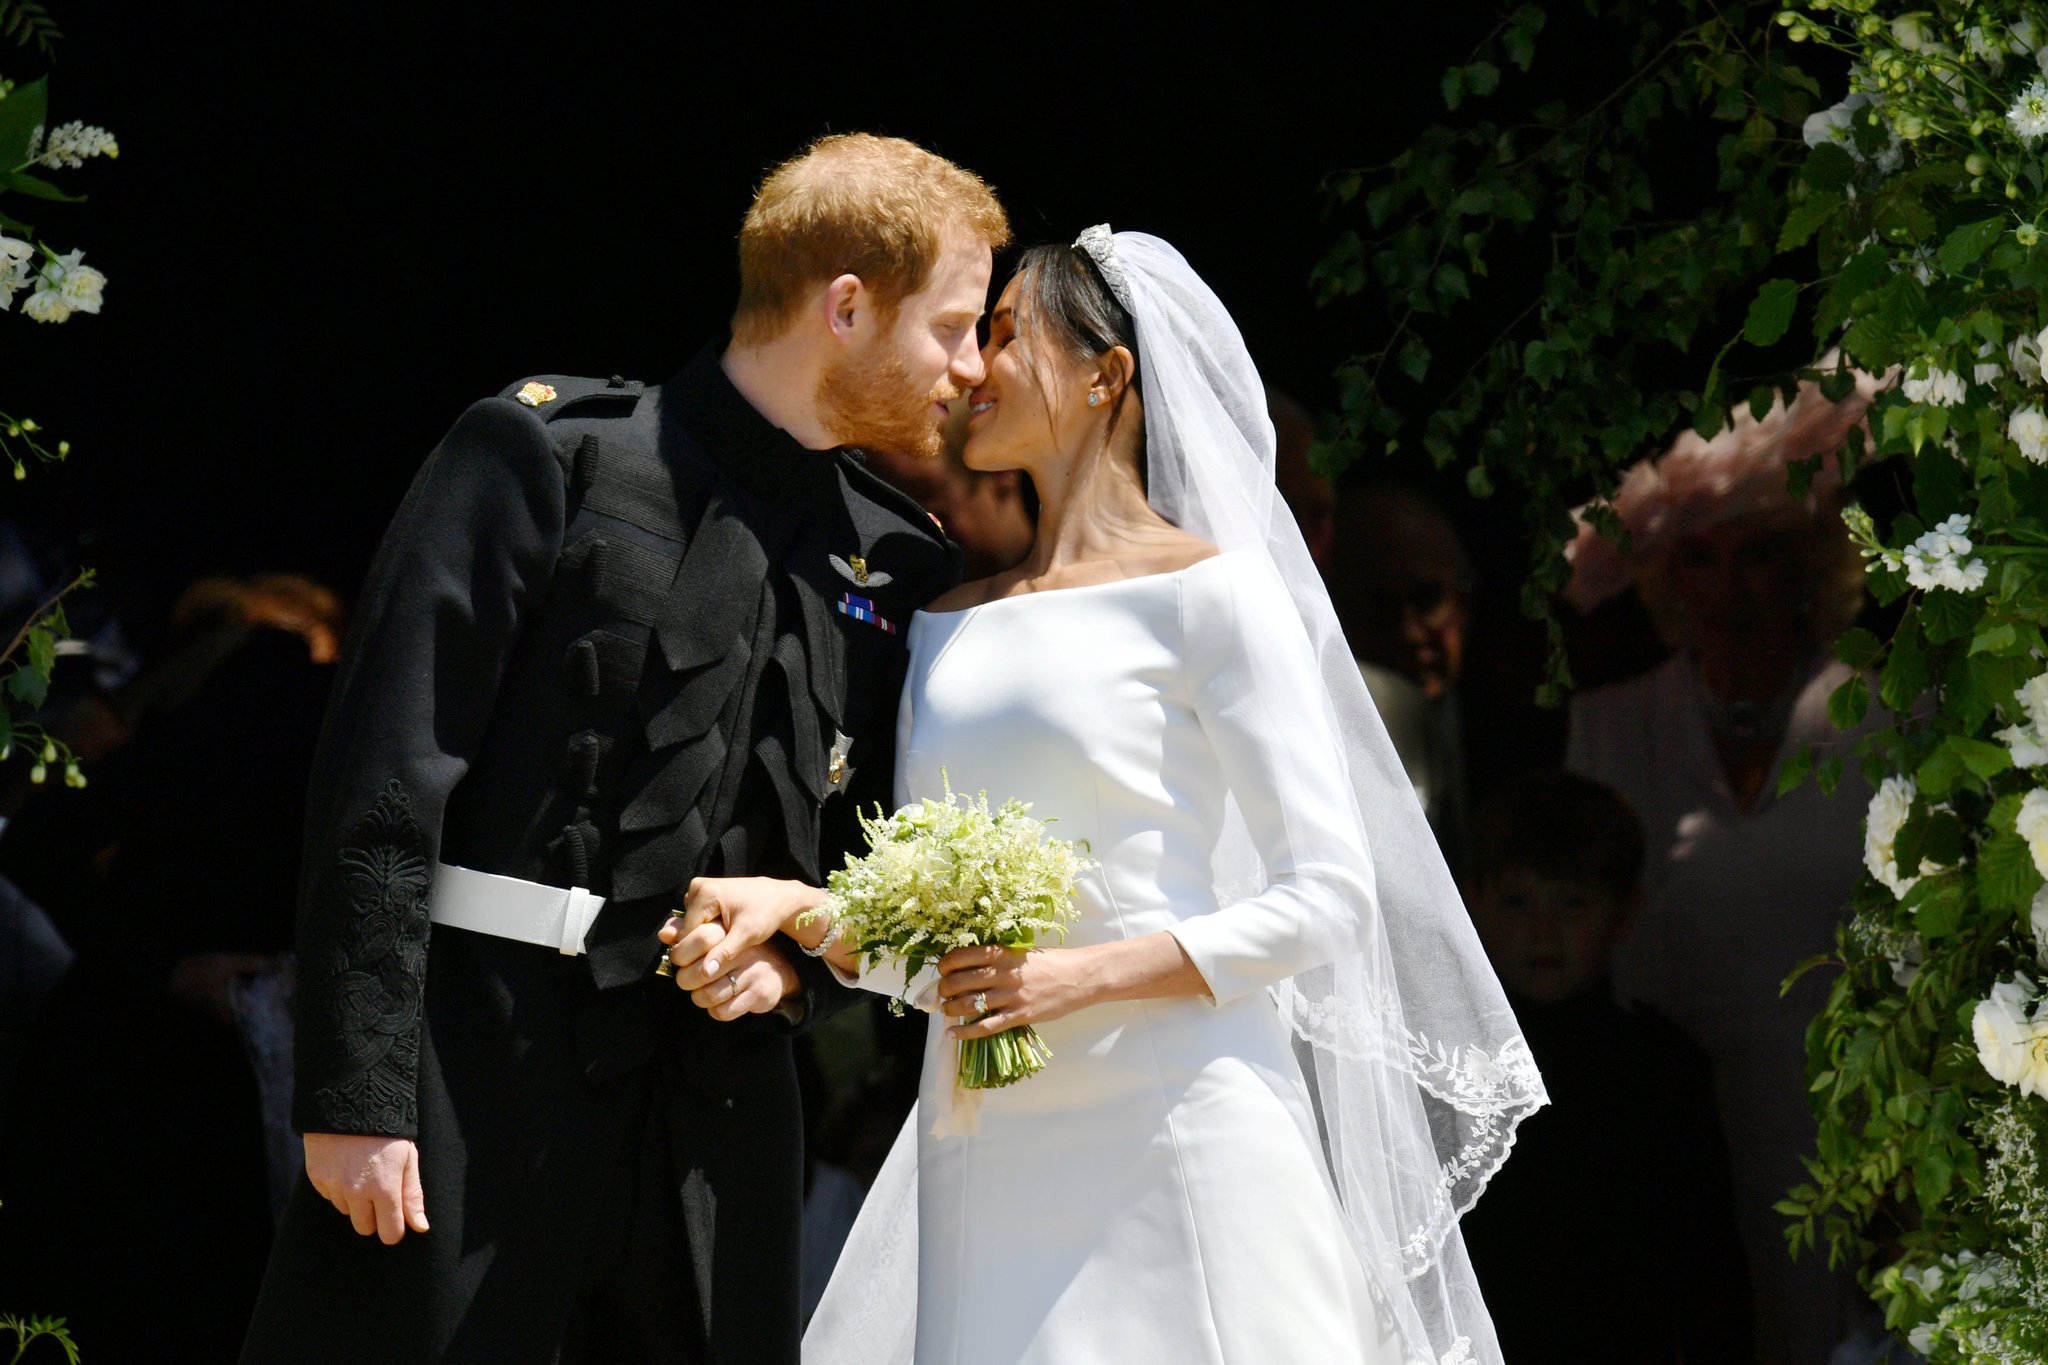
823 273 867 343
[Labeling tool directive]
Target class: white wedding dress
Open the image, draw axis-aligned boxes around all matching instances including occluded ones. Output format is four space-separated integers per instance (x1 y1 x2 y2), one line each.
838 553 1411 1365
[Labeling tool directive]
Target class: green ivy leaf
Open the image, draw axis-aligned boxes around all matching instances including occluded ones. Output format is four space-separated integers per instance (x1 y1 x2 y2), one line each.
1779 744 1814 796
1979 832 2045 914
1828 675 1871 730
1744 278 1800 347
1778 192 1844 253
1833 627 1883 671
1936 216 2008 275
1879 623 1930 711
5 666 47 710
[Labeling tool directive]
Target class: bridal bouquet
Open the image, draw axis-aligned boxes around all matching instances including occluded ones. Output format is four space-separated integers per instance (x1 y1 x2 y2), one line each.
809 776 1092 1090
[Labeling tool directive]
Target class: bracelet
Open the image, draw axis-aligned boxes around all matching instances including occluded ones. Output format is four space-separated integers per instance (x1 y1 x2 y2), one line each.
797 909 841 958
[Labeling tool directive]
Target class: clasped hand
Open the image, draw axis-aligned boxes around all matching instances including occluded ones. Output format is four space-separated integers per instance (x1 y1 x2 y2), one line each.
658 875 809 1020
933 944 1093 1039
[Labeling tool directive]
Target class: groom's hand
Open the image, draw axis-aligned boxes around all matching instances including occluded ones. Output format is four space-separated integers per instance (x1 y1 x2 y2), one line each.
673 935 803 1021
303 1132 428 1244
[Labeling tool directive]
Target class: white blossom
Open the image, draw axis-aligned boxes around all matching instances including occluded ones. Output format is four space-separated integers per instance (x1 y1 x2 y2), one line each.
2008 79 2048 142
1892 15 1932 52
33 120 117 170
1972 975 2048 1100
2009 405 2048 463
2032 885 2048 965
1976 342 2005 385
0 235 31 310
1902 365 1966 407
21 249 105 324
2012 331 2045 384
1865 775 1944 898
2020 787 2048 879
1804 93 1872 150
1999 673 2048 769
1902 514 1989 592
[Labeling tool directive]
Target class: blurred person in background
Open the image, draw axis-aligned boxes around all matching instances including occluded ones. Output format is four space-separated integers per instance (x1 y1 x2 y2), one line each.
0 573 340 1362
1562 366 1887 1365
1457 768 1751 1364
1328 480 1475 875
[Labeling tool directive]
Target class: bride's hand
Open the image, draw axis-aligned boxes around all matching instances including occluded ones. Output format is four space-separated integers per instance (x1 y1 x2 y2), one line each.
660 876 821 991
936 944 1094 1039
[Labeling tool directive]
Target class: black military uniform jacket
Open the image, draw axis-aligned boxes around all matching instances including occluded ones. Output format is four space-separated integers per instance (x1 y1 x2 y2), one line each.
292 345 957 1139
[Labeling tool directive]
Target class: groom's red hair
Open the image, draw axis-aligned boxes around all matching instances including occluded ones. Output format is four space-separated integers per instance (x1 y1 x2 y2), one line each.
731 133 1009 346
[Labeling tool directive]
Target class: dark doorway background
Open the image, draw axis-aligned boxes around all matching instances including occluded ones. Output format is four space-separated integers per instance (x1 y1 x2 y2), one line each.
10 2 1483 613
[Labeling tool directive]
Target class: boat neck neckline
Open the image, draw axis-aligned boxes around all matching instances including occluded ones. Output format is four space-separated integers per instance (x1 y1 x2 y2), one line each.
914 551 1229 620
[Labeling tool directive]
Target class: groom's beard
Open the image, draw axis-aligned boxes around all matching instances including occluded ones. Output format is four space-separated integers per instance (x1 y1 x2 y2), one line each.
816 338 952 461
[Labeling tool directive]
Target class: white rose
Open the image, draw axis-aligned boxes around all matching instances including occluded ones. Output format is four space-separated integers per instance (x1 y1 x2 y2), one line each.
1972 977 2048 1099
1865 775 1933 897
2003 721 2048 769
2011 405 2048 463
2020 788 2048 879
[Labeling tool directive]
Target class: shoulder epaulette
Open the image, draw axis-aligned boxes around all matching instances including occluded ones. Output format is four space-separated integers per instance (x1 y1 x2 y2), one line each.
497 373 646 421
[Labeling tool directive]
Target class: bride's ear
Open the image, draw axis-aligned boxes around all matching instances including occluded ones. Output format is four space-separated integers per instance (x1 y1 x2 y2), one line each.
1092 345 1137 404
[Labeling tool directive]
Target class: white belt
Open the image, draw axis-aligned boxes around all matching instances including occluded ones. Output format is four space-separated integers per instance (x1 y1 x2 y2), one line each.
428 863 606 957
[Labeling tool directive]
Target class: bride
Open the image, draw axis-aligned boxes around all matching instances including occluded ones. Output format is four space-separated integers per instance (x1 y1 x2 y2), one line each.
664 228 1545 1364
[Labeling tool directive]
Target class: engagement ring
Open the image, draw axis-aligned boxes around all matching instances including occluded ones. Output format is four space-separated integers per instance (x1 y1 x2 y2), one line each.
974 991 989 1016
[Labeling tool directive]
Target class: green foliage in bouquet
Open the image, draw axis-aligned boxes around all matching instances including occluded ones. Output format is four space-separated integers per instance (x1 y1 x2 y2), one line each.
1321 0 2048 1355
810 776 1094 1090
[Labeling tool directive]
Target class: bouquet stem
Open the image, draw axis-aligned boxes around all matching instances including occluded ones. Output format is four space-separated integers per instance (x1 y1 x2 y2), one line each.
956 1024 1054 1089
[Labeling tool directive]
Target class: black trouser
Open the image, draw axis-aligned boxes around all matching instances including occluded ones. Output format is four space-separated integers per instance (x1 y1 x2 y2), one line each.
242 930 805 1364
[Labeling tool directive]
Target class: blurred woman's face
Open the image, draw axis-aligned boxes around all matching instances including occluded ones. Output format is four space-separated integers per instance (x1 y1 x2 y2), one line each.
1664 521 1806 639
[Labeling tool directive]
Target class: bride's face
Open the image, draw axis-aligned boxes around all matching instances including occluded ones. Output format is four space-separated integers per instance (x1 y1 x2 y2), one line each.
959 277 1098 475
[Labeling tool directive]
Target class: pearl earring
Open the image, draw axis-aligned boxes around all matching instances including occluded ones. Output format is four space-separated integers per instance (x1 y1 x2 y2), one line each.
1087 392 1102 407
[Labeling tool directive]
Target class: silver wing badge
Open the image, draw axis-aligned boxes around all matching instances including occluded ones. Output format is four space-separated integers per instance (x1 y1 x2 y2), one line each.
829 553 893 588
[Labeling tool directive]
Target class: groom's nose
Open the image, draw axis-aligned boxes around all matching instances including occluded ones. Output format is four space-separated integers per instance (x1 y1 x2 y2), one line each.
950 334 987 389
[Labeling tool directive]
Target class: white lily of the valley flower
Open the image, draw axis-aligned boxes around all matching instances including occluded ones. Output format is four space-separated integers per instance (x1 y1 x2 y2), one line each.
1972 975 2048 1099
1902 365 1966 407
34 121 118 170
2020 788 2048 879
2010 405 2048 463
2008 79 2048 141
1902 514 1989 592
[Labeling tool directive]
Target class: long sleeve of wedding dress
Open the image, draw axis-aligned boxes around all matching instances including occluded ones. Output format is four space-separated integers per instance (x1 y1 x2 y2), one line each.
1167 555 1379 1006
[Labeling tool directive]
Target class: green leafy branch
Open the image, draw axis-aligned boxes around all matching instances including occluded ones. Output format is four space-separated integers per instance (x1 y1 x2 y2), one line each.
0 2 58 61
1 1314 77 1365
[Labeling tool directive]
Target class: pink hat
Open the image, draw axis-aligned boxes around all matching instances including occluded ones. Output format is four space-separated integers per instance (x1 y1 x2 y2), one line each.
1563 357 1887 612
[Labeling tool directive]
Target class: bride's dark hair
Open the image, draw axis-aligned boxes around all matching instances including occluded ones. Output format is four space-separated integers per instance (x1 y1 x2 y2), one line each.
1010 243 1145 476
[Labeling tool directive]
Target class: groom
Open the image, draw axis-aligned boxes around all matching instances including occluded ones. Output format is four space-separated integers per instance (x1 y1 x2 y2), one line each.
242 133 1006 1363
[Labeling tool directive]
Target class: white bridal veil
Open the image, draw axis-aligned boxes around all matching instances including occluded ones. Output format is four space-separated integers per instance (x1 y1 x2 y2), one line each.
804 229 1547 1365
